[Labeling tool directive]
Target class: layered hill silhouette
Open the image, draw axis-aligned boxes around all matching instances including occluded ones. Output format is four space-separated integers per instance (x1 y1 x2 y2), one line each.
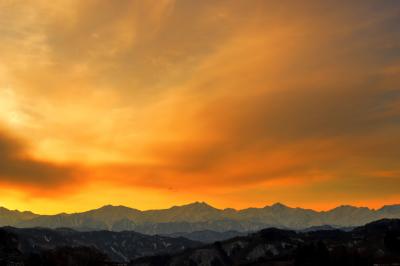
132 219 400 266
1 202 400 235
1 219 400 265
0 226 200 263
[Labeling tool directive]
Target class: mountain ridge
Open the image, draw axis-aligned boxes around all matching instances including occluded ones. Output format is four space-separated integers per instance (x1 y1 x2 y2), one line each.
1 202 400 234
2 201 398 216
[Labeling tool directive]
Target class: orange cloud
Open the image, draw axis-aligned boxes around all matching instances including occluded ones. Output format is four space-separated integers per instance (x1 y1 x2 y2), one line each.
0 1 399 213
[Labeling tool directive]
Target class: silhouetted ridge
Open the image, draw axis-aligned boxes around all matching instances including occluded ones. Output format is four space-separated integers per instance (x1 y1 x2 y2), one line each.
269 202 289 209
131 219 400 266
171 201 217 210
0 226 200 263
1 202 400 234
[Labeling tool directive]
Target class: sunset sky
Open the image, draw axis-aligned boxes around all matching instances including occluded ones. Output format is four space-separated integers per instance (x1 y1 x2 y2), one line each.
0 0 400 214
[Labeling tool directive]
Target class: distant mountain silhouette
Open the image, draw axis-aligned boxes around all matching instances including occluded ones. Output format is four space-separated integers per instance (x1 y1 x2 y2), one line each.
0 207 39 226
1 202 400 234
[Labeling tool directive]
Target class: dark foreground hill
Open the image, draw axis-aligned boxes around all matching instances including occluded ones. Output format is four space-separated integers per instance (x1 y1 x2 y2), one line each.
162 230 247 243
0 227 200 264
131 219 400 266
1 219 400 266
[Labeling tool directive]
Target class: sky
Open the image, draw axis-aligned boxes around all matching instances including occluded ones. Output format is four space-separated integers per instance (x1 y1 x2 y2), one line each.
0 0 400 214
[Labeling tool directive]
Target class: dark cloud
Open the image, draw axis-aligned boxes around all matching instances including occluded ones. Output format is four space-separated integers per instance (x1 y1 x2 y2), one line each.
0 129 77 186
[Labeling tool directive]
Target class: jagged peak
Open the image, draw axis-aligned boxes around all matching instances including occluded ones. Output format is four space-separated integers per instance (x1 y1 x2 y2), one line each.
91 204 140 213
223 207 237 212
0 206 36 215
0 206 19 212
193 201 212 207
101 204 135 209
176 201 218 210
273 202 288 207
267 202 290 209
331 205 367 210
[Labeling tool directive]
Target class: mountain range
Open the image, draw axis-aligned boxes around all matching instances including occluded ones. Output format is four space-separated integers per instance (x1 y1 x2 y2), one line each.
1 202 400 234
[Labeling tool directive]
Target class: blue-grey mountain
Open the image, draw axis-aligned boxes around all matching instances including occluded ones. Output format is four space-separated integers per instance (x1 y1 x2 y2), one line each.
1 202 400 235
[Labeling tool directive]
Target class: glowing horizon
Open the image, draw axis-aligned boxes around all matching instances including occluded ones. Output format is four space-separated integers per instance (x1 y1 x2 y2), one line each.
2 200 399 216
